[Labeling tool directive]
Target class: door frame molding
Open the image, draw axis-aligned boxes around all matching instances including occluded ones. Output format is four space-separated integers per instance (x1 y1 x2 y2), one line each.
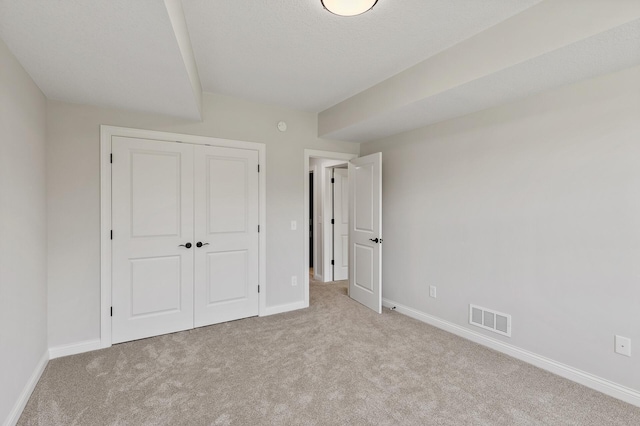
309 164 319 280
100 125 267 348
331 167 349 281
303 150 357 308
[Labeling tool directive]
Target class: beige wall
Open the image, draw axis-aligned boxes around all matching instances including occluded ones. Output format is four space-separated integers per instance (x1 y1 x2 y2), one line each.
361 66 640 391
0 39 48 423
46 93 359 348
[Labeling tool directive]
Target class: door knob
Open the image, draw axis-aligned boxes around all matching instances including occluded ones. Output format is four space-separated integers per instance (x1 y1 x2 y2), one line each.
179 242 192 249
369 238 379 243
196 242 209 248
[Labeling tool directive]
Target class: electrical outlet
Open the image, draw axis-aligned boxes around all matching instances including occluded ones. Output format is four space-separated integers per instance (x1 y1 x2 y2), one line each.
291 220 297 231
429 286 437 298
615 335 631 357
291 276 298 286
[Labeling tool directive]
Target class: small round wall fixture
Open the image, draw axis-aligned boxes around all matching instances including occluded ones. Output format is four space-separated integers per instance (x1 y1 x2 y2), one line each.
277 121 287 132
321 0 378 17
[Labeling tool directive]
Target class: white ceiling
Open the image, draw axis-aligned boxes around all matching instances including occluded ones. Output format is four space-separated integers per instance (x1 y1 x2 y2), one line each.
326 18 640 142
0 0 201 120
182 0 540 112
1 1 638 142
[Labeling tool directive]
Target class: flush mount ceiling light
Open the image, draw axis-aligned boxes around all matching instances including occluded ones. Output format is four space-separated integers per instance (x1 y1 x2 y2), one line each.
321 0 378 17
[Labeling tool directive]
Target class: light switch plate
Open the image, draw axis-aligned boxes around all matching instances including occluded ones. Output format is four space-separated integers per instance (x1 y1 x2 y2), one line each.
291 220 297 231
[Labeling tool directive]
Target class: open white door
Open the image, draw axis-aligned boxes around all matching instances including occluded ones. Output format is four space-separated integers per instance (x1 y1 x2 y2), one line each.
348 152 382 313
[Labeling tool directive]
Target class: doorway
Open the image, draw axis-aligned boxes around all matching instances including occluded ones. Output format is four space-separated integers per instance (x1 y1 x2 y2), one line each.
304 149 383 314
303 150 356 306
309 158 349 283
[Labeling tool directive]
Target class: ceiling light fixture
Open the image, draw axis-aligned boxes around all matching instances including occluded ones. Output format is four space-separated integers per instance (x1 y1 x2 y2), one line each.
321 0 378 17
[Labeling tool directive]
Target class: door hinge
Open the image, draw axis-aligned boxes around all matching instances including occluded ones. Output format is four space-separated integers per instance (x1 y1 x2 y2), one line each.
258 225 260 233
331 178 335 183
110 230 113 240
258 285 260 293
331 260 334 265
110 153 113 163
257 164 260 173
331 219 334 225
110 307 113 317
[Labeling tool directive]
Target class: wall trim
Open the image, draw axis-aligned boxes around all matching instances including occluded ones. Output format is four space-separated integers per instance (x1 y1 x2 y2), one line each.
48 339 102 360
382 298 640 408
100 125 267 349
262 300 306 317
322 168 334 283
310 164 318 277
3 350 48 426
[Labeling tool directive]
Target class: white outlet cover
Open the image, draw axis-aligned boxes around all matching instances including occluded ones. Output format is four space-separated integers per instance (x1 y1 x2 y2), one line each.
291 276 298 286
429 286 436 298
615 335 631 357
291 220 297 230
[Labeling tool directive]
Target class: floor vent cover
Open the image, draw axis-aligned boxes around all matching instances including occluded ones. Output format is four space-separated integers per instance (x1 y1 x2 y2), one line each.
469 304 511 337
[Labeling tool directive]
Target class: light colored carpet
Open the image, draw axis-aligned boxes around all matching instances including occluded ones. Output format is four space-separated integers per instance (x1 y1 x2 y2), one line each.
19 280 640 425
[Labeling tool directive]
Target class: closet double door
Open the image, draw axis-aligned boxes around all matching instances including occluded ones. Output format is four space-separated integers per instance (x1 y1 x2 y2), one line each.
111 136 259 344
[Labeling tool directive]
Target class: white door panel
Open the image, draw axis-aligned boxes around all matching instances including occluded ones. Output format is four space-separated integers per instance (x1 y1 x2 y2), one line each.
111 136 195 344
206 156 250 233
349 152 382 313
206 250 249 303
354 162 374 232
129 152 181 237
194 146 259 327
130 256 182 316
353 244 374 292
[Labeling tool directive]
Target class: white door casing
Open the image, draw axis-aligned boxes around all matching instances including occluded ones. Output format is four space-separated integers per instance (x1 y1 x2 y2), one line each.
348 152 382 314
333 168 349 281
111 136 195 344
193 145 260 327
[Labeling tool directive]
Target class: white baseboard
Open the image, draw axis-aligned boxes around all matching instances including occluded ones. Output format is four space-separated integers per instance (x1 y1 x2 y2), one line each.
48 339 102 360
314 273 323 281
262 300 306 316
3 350 48 426
382 298 640 408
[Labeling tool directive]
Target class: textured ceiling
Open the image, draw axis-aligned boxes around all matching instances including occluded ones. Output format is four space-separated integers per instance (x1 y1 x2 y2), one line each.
1 1 637 142
0 0 201 120
325 18 640 142
182 0 541 112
